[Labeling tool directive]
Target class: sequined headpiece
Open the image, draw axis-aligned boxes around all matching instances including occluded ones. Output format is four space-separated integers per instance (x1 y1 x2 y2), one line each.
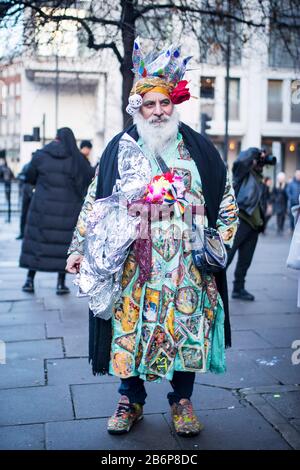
126 37 192 116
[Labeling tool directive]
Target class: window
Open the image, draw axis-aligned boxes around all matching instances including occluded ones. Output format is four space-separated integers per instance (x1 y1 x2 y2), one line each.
8 83 14 96
228 78 240 120
200 77 215 99
291 80 300 123
267 80 283 121
1 100 7 116
15 99 21 115
8 120 14 135
1 84 7 100
15 82 21 96
269 20 300 69
15 117 20 133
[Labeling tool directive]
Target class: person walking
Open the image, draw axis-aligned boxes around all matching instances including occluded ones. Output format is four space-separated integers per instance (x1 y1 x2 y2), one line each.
227 148 271 301
286 170 300 231
271 172 288 234
0 153 14 223
16 162 34 240
20 127 93 294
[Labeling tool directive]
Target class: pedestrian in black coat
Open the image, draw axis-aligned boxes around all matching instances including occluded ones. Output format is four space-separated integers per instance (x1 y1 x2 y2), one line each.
271 172 288 234
20 127 94 294
16 162 34 240
227 148 269 301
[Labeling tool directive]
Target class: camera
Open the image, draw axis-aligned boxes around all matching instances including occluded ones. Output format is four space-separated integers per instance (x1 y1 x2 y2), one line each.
255 149 277 166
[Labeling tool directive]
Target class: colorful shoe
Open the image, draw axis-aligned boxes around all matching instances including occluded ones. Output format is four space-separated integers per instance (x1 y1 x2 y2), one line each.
107 396 143 435
171 399 204 437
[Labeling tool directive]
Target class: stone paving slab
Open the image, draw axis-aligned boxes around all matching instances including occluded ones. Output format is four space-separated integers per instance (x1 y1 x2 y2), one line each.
0 309 61 326
45 414 178 450
262 391 300 419
9 299 45 312
255 327 300 349
59 307 89 322
0 385 74 425
0 289 38 302
0 358 45 389
165 407 292 450
195 350 279 389
71 381 243 420
0 324 46 342
246 348 300 386
230 330 273 349
231 313 300 330
291 419 300 432
43 294 88 312
64 335 88 357
0 280 32 290
6 339 64 361
46 357 118 386
0 424 45 450
0 302 12 314
243 392 300 449
46 320 87 338
229 300 297 316
146 381 243 413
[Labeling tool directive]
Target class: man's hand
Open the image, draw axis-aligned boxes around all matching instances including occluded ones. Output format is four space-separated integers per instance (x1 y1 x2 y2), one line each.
66 254 83 274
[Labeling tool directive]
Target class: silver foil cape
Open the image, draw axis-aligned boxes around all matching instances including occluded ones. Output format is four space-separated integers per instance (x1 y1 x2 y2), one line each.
74 133 152 319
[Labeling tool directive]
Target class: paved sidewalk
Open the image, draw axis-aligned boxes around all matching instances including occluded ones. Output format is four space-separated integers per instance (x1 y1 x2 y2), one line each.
0 215 299 450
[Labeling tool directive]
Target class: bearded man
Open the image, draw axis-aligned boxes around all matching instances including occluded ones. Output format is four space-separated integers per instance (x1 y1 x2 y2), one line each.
66 38 238 437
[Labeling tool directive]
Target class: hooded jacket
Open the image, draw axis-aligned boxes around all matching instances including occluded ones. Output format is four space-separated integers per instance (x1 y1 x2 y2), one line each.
20 139 93 272
232 148 268 228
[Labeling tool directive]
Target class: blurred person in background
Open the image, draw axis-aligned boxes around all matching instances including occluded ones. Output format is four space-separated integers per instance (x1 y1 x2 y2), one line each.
0 152 14 223
271 172 288 234
80 140 93 160
227 148 275 301
262 176 273 234
286 170 300 231
80 140 95 179
20 127 94 295
16 162 34 240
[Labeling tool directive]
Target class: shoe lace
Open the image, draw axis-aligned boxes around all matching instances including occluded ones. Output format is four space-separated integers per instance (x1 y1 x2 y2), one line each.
179 402 194 419
115 402 131 418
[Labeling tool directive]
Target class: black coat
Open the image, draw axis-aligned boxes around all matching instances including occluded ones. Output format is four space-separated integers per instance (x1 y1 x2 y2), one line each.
271 186 288 215
89 122 231 375
20 140 93 272
232 147 269 229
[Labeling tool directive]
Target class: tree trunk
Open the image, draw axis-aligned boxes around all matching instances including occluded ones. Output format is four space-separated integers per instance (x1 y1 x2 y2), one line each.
120 0 135 129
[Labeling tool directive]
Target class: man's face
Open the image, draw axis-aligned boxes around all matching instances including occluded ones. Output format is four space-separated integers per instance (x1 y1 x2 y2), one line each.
81 147 92 158
140 91 174 124
295 170 300 181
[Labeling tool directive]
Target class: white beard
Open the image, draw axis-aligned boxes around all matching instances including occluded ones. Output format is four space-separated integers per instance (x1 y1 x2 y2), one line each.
134 109 180 155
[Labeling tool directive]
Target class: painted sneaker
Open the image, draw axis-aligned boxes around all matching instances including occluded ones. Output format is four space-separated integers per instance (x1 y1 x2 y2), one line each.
107 395 143 435
171 398 204 437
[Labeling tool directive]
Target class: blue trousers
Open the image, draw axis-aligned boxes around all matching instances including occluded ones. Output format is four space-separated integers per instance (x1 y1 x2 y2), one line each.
118 371 196 406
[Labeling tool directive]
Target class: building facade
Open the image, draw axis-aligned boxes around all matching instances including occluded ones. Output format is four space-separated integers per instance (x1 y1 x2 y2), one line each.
178 33 300 178
0 8 299 179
